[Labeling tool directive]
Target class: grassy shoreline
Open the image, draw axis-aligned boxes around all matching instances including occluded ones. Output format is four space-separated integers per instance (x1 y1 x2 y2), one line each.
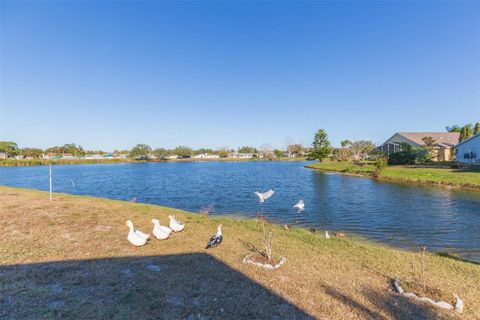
0 157 307 167
306 161 480 191
1 186 479 319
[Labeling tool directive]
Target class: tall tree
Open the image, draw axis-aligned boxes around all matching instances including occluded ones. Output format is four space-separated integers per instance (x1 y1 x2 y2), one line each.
0 141 19 157
421 136 437 162
259 143 273 158
217 146 230 158
21 148 44 159
273 149 284 158
309 129 332 162
349 140 376 161
130 144 152 159
238 146 257 154
173 146 193 157
446 125 462 133
474 122 480 135
459 124 473 142
153 148 170 159
340 140 352 147
285 144 303 157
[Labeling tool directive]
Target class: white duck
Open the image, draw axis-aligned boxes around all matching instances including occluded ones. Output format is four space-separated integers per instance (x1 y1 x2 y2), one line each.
293 199 305 212
152 219 172 240
325 231 330 239
454 293 463 313
168 215 185 232
126 220 149 246
254 189 274 203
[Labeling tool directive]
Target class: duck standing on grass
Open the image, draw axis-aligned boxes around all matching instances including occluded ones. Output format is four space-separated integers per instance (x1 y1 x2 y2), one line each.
126 220 149 246
168 215 185 232
151 219 172 240
205 225 223 249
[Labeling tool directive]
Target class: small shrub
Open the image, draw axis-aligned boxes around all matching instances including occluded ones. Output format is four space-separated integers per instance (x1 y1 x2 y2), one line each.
388 151 416 165
374 157 388 174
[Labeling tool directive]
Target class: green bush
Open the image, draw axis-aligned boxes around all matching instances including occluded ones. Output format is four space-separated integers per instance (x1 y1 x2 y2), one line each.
387 151 416 165
374 157 388 171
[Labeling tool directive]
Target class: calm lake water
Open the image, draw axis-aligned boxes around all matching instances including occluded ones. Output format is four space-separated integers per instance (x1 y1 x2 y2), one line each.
1 161 479 261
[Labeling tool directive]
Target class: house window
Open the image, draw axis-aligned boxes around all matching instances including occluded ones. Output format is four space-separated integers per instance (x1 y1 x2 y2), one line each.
464 148 477 160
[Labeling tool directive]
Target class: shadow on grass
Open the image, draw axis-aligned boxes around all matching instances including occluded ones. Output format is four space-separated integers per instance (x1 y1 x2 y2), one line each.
319 282 450 320
0 253 314 319
454 165 480 173
435 251 480 266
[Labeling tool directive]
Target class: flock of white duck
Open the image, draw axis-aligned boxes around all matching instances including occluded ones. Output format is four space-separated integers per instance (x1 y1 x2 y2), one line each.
126 215 185 247
127 214 223 249
126 188 300 249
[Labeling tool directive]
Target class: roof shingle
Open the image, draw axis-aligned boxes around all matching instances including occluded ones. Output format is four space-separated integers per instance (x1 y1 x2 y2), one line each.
397 132 460 147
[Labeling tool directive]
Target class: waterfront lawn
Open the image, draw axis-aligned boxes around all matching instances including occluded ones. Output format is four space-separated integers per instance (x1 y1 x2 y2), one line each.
307 162 480 189
1 186 479 319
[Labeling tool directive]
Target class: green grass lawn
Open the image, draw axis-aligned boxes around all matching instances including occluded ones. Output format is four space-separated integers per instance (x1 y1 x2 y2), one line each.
306 162 480 190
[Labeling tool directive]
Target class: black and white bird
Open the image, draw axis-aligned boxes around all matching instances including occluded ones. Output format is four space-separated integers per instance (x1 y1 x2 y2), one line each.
293 199 305 212
254 189 274 203
205 224 223 249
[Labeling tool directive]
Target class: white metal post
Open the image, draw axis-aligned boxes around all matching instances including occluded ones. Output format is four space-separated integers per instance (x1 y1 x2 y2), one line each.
49 164 52 201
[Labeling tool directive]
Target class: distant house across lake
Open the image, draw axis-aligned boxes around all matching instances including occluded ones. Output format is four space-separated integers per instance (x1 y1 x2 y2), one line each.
193 153 220 159
380 132 460 161
456 133 480 164
230 152 255 159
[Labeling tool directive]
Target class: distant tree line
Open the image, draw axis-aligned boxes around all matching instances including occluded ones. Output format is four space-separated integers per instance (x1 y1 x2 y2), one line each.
0 141 310 160
446 122 480 142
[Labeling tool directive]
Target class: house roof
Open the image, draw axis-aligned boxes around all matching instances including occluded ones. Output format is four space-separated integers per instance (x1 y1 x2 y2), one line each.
396 132 460 147
455 132 480 147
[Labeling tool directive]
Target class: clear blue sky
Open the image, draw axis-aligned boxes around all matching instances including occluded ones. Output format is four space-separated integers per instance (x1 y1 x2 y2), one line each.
1 1 479 151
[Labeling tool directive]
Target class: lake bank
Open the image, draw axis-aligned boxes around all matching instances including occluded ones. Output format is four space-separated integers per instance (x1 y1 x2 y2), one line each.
306 161 480 191
1 186 479 319
2 161 479 261
0 157 306 167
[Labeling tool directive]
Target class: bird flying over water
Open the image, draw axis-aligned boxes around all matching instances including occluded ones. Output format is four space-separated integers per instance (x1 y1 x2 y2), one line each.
293 199 305 212
205 224 223 249
254 189 274 203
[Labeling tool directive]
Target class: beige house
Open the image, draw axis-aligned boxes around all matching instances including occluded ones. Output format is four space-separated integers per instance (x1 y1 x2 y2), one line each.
380 132 460 161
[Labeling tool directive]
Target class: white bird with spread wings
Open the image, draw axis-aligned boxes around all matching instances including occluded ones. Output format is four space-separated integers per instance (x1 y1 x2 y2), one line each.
254 189 274 203
293 199 305 212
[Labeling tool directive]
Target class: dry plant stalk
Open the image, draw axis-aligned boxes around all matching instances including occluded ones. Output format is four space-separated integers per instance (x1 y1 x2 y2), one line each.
242 214 276 262
259 215 274 261
420 246 427 294
409 246 428 295
411 253 417 285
